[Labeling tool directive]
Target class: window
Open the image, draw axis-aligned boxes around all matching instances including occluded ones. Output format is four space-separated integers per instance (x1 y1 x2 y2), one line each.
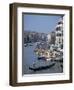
56 27 62 31
56 33 61 36
58 21 63 24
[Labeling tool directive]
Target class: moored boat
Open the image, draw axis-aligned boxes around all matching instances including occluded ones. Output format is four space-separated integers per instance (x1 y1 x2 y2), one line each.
29 60 55 71
38 56 46 60
24 44 28 47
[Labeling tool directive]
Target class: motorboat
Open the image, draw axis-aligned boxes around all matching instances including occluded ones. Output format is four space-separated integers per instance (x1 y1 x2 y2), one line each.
24 44 28 47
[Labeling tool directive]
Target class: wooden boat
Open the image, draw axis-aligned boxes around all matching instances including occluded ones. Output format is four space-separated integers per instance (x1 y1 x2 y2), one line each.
29 63 55 71
29 60 55 71
38 57 46 60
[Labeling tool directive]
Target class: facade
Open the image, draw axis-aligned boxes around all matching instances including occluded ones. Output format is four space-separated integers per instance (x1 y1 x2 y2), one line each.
47 33 51 44
50 31 55 44
47 31 55 44
55 16 63 47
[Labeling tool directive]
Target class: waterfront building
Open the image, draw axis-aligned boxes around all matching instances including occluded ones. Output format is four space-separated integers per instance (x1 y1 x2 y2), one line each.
55 16 63 47
50 31 55 44
47 31 55 45
47 33 51 44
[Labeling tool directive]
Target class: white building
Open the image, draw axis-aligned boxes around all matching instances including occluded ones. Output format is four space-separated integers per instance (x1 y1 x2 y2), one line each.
55 16 63 47
47 31 55 44
47 33 51 44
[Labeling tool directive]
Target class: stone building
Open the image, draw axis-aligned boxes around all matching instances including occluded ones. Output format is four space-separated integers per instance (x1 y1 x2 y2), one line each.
47 33 51 44
47 31 55 45
55 16 63 47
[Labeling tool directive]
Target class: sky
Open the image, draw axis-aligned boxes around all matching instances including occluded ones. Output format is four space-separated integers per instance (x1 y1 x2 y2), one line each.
23 14 62 34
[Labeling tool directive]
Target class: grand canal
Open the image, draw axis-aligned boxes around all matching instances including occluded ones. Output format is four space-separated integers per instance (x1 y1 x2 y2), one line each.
23 43 63 75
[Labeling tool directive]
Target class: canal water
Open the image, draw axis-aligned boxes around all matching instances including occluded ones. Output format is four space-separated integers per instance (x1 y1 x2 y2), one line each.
23 43 63 75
